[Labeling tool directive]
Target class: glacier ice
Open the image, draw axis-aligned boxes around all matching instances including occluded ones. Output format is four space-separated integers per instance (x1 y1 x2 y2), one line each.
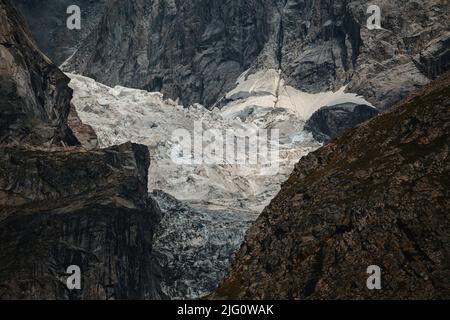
67 69 372 298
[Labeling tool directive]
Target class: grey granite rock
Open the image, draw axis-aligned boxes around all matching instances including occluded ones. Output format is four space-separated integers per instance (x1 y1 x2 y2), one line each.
151 190 257 299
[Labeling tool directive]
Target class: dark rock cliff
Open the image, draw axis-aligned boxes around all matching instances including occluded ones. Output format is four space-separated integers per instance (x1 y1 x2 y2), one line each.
0 0 164 299
0 143 163 300
272 0 450 110
0 0 79 146
212 72 450 299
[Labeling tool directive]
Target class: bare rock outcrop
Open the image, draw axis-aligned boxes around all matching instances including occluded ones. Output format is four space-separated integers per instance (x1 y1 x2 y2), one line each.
0 142 164 300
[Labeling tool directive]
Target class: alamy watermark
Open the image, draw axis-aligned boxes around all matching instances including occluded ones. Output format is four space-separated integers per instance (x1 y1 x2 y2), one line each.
366 265 382 290
367 5 382 30
66 265 81 290
67 5 81 30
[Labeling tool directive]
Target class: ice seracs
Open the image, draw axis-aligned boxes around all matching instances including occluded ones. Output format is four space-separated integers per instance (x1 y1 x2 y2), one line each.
67 70 373 299
67 72 324 213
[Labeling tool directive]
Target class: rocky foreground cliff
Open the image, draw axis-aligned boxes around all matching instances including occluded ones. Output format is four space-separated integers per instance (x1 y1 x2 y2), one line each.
0 143 163 299
0 0 163 299
213 72 450 299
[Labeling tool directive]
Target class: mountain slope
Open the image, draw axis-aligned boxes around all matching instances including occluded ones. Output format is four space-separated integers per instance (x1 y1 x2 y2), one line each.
213 72 450 299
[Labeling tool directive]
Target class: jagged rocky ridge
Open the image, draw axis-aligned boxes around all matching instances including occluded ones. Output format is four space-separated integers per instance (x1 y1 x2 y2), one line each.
0 0 163 299
213 72 450 299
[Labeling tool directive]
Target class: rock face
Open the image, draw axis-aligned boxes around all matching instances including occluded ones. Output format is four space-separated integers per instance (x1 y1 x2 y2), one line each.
67 104 99 150
13 0 108 65
213 72 450 300
270 0 450 110
56 0 450 110
305 103 379 143
0 0 79 146
61 0 276 107
0 143 164 300
0 0 163 300
151 190 256 299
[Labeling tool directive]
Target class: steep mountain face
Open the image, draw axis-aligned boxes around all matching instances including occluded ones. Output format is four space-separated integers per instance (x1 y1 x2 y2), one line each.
271 0 449 110
62 0 276 107
0 0 79 146
13 0 108 65
67 56 382 298
0 0 163 299
213 72 450 300
58 0 449 110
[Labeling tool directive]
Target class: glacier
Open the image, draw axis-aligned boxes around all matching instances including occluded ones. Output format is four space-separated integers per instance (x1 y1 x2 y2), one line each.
67 69 373 299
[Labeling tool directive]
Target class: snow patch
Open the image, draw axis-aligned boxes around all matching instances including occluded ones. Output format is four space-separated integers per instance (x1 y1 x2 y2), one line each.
221 69 374 122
